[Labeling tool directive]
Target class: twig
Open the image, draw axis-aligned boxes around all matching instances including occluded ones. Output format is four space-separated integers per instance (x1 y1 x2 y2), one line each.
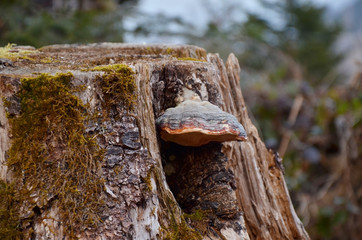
278 94 304 157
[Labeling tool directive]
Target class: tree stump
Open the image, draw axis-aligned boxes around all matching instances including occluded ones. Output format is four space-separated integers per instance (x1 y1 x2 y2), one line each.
0 43 310 239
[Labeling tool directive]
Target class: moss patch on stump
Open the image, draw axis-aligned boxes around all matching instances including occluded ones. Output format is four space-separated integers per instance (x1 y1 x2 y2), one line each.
4 72 105 238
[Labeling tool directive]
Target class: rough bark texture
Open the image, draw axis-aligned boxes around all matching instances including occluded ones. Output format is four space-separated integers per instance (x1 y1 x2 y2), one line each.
0 43 309 239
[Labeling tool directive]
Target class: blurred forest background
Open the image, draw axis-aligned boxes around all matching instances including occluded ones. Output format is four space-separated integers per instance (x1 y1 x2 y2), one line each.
0 0 361 239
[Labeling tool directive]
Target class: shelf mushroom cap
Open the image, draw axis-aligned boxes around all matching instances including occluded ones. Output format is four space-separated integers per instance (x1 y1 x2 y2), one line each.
156 100 247 147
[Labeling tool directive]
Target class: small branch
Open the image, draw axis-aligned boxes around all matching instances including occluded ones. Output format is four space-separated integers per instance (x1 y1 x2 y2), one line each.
278 94 304 157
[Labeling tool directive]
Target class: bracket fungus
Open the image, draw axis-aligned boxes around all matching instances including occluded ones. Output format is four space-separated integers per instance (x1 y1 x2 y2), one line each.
156 95 247 147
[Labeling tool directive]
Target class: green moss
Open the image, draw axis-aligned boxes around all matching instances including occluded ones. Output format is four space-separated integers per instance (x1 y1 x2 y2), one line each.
0 43 38 61
40 57 59 64
0 180 21 240
142 168 154 192
162 217 202 240
90 64 137 112
5 72 105 238
184 209 205 221
183 209 210 236
160 201 202 240
166 48 173 55
177 57 206 62
18 56 36 62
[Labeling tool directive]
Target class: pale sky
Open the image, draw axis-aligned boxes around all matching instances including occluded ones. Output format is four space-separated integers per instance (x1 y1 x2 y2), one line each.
124 0 357 43
137 0 356 25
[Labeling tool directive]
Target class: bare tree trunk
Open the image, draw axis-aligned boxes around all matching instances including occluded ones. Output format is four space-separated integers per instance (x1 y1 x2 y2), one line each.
0 43 309 239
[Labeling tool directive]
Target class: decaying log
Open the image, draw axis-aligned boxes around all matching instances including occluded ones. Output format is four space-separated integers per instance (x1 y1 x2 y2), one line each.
0 43 309 239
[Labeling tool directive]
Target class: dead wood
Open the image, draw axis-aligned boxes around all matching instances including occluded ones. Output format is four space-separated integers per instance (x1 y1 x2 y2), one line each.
0 43 309 240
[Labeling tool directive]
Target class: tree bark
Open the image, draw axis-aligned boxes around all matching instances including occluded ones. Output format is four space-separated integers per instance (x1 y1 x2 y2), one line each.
0 43 309 239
